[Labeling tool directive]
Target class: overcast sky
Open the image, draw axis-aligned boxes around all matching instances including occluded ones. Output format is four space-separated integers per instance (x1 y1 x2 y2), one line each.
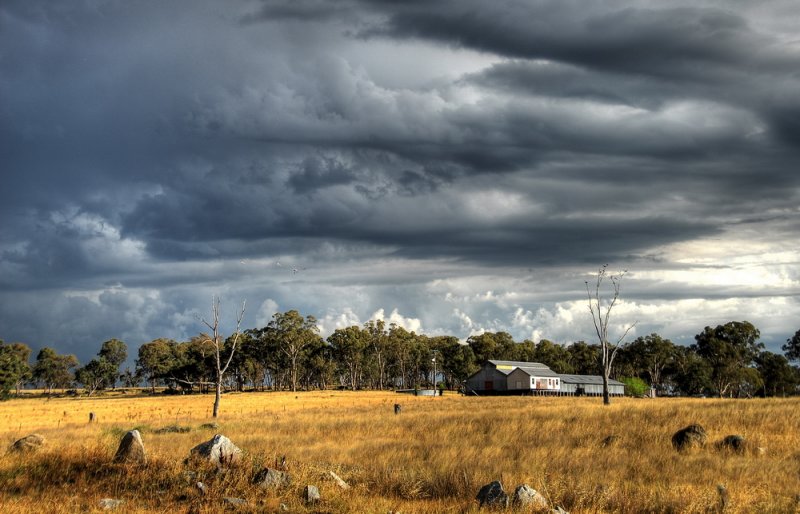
2 0 799 364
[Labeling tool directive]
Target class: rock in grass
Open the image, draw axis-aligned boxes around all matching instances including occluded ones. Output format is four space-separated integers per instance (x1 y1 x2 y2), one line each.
114 430 147 465
253 467 290 489
513 484 548 508
98 498 123 510
715 434 747 454
190 434 242 468
552 507 570 514
10 434 45 453
328 470 351 490
672 424 707 452
476 480 509 509
200 422 219 430
304 485 321 503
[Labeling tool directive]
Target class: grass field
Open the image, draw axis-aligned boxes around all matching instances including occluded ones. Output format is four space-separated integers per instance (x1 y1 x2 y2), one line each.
0 391 798 513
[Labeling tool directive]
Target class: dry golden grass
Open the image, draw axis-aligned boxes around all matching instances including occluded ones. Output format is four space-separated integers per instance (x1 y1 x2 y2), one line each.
1 391 799 513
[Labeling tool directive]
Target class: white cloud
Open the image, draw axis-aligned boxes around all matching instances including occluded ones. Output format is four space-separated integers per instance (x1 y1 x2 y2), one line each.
370 308 422 334
255 298 280 328
316 307 362 337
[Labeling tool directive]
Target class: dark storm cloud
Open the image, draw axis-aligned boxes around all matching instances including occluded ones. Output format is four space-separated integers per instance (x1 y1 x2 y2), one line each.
361 1 796 77
364 216 719 267
2 0 799 356
287 155 359 193
241 0 358 23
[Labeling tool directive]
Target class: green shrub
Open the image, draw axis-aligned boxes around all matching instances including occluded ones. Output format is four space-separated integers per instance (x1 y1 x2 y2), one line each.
620 376 650 397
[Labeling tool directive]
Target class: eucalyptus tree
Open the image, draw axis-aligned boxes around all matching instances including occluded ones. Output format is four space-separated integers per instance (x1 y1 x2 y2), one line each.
328 325 370 390
198 296 246 417
783 329 800 363
692 321 763 398
626 334 677 394
585 265 636 405
387 325 419 388
0 340 32 399
755 351 799 397
33 347 79 394
364 319 390 390
432 336 477 389
566 341 601 375
267 310 320 392
533 339 574 374
136 338 178 392
76 338 129 395
669 345 712 396
467 332 517 363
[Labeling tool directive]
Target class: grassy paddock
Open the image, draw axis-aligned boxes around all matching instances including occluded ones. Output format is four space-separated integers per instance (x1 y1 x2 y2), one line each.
0 392 798 513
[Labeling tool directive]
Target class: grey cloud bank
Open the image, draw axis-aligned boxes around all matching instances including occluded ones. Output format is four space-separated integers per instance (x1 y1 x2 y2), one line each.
1 0 798 363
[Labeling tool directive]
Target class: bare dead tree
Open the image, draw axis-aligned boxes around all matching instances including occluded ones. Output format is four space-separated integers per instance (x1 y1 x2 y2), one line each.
586 265 637 405
200 296 246 418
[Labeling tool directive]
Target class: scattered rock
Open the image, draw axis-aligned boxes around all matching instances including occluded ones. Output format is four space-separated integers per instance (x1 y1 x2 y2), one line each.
154 425 191 434
200 422 219 430
280 503 288 511
98 498 123 510
304 485 321 504
552 507 570 514
715 435 747 454
253 467 290 489
222 497 246 508
672 424 707 452
476 480 509 509
10 434 45 453
114 430 147 465
196 482 207 496
600 435 620 447
190 434 242 468
328 470 351 490
512 484 548 508
394 403 402 414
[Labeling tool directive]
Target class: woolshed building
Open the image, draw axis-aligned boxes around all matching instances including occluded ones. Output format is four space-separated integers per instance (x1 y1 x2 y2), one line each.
465 360 625 396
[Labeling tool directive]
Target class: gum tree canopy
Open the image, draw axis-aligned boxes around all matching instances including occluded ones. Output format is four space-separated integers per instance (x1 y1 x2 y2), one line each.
692 321 763 398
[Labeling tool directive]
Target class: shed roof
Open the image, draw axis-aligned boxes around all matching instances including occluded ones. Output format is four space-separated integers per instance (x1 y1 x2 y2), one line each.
488 360 549 368
511 366 561 378
558 374 625 386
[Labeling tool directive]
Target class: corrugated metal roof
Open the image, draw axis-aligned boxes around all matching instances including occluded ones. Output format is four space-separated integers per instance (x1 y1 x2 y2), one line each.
512 366 561 377
558 374 625 386
488 360 549 368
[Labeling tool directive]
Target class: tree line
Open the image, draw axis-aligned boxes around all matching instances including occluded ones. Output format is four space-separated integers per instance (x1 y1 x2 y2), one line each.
2 313 800 399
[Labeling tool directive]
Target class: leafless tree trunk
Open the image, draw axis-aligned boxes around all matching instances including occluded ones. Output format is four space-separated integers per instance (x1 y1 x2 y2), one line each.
586 265 636 405
200 296 246 418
